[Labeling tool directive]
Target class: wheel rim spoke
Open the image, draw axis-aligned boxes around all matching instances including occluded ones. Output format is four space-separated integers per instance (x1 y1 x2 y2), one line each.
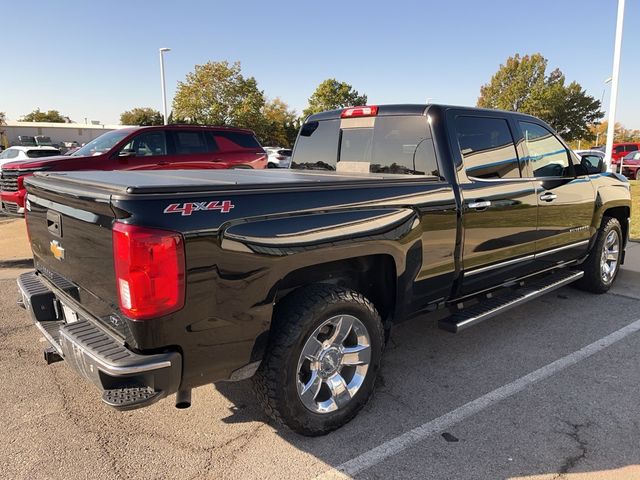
301 337 323 361
327 316 354 347
298 370 322 408
342 344 371 366
326 373 352 409
600 229 620 283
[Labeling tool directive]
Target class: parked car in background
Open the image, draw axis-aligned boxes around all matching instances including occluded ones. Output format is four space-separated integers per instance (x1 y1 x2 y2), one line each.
0 146 61 168
610 142 640 169
1 125 266 215
265 147 292 168
34 135 54 146
574 149 605 175
620 151 640 180
18 135 37 146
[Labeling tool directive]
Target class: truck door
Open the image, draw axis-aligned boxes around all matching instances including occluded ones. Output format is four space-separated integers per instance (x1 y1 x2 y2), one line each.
449 111 540 295
516 120 595 266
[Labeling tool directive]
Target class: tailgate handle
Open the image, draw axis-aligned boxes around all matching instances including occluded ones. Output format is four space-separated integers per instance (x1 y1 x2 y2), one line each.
47 211 62 237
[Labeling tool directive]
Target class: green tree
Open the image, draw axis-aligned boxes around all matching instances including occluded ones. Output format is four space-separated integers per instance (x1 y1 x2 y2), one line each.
261 98 299 147
120 107 163 126
21 108 69 123
172 61 265 135
303 79 367 118
477 54 603 142
0 112 6 125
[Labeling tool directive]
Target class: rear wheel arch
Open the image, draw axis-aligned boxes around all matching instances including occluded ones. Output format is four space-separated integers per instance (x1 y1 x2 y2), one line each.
274 254 398 327
599 206 630 244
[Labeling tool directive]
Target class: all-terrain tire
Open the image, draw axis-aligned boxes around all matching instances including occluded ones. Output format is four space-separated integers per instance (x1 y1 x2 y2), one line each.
253 284 385 436
575 216 623 293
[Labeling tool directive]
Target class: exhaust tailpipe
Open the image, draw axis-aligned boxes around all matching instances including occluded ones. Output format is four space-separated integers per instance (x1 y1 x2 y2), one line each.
175 389 192 409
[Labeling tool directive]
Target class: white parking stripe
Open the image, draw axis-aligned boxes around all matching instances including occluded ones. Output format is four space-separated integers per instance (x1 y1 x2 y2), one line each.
317 317 640 479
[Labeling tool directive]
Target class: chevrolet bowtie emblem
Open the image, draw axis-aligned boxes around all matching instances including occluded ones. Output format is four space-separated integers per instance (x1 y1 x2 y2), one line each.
50 240 65 261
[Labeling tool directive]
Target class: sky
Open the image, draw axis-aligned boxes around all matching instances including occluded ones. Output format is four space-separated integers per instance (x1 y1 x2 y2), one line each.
2 0 638 128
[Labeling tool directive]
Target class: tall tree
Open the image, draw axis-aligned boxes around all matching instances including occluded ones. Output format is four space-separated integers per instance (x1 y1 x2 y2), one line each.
21 108 69 123
172 61 265 134
0 112 5 125
120 107 163 126
303 79 367 118
261 98 299 147
477 54 603 142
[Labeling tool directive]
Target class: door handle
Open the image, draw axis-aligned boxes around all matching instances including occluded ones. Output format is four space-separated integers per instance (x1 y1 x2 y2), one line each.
539 192 557 202
467 200 491 211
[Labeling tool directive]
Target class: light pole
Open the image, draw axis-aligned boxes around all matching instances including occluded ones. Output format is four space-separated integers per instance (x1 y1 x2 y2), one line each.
604 0 625 171
159 48 171 125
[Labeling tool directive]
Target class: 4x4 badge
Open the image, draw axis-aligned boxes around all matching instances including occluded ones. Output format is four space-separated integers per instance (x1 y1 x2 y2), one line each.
50 240 65 260
164 200 235 216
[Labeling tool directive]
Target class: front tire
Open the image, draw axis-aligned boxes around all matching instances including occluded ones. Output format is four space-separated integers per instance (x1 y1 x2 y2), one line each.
576 216 623 293
253 284 385 436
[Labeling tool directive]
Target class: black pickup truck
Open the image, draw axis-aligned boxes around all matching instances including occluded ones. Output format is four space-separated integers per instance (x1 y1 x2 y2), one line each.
18 104 631 435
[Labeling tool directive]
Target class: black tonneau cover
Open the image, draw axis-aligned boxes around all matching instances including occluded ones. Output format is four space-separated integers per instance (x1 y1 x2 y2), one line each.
27 169 430 196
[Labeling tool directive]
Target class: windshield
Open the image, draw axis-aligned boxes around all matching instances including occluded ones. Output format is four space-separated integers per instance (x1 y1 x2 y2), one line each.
71 130 132 157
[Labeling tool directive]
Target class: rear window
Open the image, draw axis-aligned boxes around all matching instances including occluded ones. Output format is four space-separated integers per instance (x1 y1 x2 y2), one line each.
212 131 261 151
26 149 61 158
626 144 639 152
277 149 292 156
292 116 439 176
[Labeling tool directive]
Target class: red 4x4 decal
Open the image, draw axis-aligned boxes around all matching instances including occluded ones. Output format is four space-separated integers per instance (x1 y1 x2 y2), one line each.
164 200 235 216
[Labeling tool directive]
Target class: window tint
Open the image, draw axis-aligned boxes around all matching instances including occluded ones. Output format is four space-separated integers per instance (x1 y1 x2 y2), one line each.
626 144 638 152
120 131 167 157
173 131 210 155
213 131 260 151
615 145 626 153
519 121 570 178
291 119 339 170
26 149 61 158
455 116 520 179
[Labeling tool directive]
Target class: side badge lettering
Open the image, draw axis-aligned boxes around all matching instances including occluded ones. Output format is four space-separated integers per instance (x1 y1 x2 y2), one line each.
164 200 235 216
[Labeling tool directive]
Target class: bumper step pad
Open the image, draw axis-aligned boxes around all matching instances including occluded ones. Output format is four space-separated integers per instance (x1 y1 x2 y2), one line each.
439 269 584 333
102 387 163 410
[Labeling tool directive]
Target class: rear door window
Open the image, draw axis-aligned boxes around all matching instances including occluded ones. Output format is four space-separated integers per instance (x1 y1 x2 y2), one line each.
626 144 638 152
455 116 521 179
173 131 211 155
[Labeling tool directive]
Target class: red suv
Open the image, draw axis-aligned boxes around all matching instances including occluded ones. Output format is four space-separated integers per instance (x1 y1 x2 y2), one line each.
0 125 266 215
610 142 640 167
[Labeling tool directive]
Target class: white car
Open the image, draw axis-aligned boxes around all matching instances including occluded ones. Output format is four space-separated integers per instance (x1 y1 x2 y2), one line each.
264 147 292 168
0 146 61 168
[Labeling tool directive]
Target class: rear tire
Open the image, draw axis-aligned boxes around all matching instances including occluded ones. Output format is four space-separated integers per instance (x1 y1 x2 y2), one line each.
576 216 623 293
253 284 385 436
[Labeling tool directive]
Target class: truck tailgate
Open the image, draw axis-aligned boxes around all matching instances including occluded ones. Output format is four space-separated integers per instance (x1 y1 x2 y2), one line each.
24 184 124 338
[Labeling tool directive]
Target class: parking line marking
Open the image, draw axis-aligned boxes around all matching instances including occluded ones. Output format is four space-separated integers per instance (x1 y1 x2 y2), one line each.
317 317 640 479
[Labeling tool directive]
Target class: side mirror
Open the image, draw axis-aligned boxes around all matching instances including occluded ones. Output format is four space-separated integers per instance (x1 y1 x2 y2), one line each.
599 160 607 173
118 150 136 158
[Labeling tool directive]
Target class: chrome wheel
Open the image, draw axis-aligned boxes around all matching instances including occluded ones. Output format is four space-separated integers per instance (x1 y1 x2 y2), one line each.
600 229 620 284
296 314 371 414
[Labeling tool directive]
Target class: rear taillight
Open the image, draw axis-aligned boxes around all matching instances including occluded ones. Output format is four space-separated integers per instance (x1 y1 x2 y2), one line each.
341 106 378 118
112 223 185 320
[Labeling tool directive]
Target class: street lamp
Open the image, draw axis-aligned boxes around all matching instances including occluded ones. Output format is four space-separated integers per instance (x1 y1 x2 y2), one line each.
604 0 625 171
159 48 171 125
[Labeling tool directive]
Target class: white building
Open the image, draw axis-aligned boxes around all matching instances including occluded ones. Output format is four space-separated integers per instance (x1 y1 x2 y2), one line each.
1 121 135 147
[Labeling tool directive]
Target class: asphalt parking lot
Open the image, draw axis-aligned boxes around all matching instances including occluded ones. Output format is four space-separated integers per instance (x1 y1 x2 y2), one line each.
1 219 639 479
